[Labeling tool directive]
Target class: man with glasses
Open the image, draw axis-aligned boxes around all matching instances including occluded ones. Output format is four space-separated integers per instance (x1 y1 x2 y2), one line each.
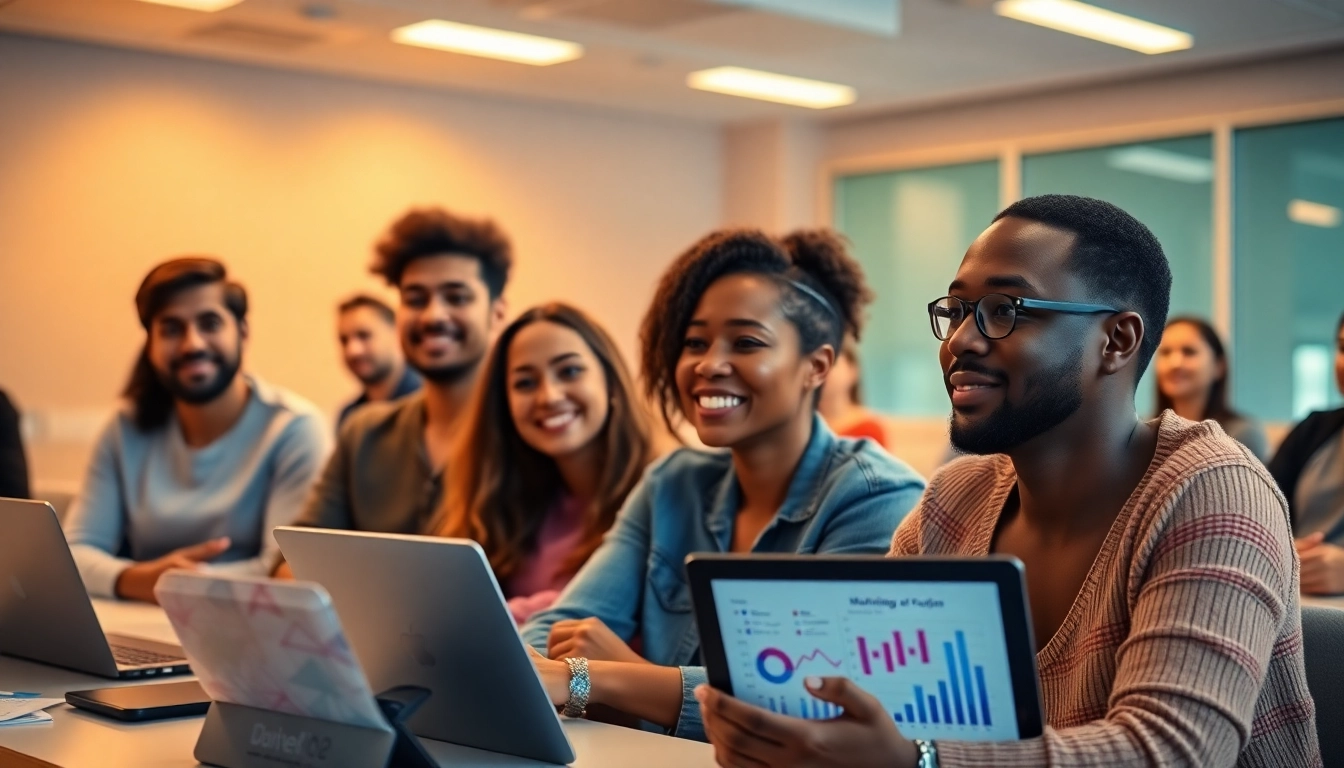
696 195 1318 767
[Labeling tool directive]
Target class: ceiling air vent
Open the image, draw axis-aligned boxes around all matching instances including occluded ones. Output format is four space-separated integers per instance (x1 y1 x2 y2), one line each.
499 0 737 30
185 21 323 52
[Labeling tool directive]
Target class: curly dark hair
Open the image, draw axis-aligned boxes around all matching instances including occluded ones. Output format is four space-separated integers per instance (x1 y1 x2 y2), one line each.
639 228 873 433
372 207 513 297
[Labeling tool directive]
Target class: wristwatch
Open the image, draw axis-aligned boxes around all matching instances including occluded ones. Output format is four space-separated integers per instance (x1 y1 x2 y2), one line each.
562 657 591 718
913 739 939 768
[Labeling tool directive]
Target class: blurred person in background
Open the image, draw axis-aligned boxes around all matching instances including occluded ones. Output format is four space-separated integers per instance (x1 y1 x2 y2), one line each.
335 294 420 429
1270 309 1344 595
64 258 329 603
437 303 654 624
819 335 893 451
1154 316 1268 461
0 388 30 499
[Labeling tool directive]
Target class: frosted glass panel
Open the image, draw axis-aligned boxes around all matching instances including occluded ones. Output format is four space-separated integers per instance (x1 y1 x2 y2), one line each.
1233 117 1344 422
834 161 1000 416
1023 135 1214 417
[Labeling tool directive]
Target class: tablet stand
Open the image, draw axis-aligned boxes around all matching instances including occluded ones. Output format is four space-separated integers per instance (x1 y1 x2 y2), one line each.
194 686 436 768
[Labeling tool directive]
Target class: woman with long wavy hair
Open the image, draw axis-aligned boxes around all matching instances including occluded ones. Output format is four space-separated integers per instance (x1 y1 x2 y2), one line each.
437 302 654 623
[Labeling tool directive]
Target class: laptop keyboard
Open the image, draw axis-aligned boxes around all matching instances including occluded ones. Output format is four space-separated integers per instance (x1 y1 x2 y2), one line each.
111 644 183 667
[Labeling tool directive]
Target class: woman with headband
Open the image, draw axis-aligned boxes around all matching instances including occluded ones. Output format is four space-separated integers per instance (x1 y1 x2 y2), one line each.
519 228 926 740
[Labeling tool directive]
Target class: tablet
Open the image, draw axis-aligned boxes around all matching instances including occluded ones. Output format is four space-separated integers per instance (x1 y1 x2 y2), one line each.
155 571 390 733
687 554 1043 742
273 527 575 765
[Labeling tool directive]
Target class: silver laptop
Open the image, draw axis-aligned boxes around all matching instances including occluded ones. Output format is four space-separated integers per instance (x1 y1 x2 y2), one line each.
274 526 576 765
0 498 189 679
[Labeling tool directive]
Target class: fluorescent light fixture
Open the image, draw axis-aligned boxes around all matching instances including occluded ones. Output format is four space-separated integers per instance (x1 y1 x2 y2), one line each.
994 0 1192 54
391 20 583 66
137 0 244 10
1288 199 1342 228
687 67 855 109
1106 147 1212 184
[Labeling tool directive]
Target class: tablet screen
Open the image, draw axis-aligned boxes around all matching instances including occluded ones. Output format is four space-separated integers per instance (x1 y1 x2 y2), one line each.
709 579 1021 741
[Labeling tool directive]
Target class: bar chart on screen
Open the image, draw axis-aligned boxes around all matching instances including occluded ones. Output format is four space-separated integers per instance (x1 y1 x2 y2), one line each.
712 579 1021 740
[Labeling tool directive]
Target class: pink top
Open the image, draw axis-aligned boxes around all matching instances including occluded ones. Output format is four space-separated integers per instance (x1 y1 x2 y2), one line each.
504 494 587 625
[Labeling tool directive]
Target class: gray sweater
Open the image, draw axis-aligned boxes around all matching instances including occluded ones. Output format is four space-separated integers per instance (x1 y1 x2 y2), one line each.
63 375 330 597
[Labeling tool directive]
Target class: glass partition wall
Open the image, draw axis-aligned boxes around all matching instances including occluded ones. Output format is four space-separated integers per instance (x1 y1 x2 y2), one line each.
833 113 1344 430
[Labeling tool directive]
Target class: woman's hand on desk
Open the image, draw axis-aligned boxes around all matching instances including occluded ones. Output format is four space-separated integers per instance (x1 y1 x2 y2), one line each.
526 644 686 728
114 537 231 604
1296 534 1344 595
697 677 919 768
547 618 646 665
526 646 572 707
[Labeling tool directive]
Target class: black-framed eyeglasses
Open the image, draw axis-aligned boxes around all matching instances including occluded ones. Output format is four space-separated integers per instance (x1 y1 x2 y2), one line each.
927 294 1119 341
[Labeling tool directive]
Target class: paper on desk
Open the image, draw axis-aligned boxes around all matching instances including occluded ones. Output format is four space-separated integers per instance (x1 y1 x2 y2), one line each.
0 710 53 726
0 698 63 722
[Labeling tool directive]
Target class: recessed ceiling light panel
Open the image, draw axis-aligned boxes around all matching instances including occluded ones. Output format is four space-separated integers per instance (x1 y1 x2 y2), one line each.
137 0 245 11
687 67 855 109
392 20 583 66
994 0 1192 54
1288 199 1342 228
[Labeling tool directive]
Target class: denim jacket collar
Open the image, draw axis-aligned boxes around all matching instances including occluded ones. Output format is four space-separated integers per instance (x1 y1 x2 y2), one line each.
704 413 839 543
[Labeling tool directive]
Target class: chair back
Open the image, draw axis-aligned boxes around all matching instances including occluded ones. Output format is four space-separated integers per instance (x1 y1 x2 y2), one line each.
1302 606 1344 767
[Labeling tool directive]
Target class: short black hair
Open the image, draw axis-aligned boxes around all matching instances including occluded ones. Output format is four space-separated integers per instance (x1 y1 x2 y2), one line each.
338 294 395 325
994 194 1172 380
372 207 512 298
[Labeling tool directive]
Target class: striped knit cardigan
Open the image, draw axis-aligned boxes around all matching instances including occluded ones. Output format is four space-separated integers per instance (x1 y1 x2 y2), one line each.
889 412 1321 767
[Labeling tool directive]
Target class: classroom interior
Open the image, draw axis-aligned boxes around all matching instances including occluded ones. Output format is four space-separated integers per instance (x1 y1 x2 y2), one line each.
4 0 1343 492
3 0 1344 766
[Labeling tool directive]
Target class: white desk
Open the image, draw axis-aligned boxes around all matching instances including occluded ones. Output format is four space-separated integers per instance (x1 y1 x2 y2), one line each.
0 600 715 768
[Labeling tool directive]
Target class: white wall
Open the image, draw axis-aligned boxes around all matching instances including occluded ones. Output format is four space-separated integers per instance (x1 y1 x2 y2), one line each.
0 33 722 490
723 119 822 232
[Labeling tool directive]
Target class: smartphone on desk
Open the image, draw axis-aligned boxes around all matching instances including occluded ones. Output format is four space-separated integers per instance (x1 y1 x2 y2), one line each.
66 680 211 722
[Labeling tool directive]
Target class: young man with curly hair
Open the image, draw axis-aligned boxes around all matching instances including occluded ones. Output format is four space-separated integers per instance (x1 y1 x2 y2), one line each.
277 209 511 572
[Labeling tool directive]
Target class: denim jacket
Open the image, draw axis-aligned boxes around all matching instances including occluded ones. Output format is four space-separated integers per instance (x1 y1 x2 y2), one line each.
519 414 926 741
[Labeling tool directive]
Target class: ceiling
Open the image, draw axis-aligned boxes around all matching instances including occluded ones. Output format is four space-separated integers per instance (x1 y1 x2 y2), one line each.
4 0 1344 123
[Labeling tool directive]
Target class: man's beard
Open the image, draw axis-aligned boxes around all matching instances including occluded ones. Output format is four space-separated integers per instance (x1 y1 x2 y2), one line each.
156 347 242 405
949 352 1084 456
405 319 485 385
351 358 395 387
417 357 483 385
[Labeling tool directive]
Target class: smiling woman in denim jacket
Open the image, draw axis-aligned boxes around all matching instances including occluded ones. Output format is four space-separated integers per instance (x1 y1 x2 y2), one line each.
519 228 926 741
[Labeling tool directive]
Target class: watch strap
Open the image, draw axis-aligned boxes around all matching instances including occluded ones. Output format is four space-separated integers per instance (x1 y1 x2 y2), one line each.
562 657 590 718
